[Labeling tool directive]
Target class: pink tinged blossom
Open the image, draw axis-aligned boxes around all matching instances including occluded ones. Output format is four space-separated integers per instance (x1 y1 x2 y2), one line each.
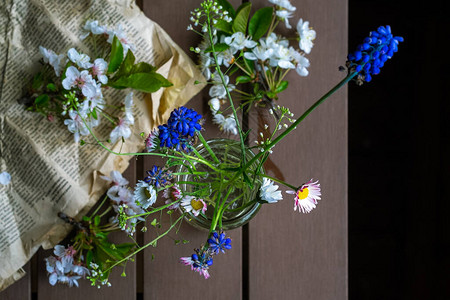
124 92 134 125
287 179 321 213
106 24 135 54
92 58 108 84
64 111 90 143
110 118 132 144
62 66 97 99
101 170 129 186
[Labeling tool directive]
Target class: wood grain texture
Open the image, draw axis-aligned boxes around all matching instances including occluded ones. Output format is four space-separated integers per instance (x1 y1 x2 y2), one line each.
248 0 348 299
141 1 243 299
0 263 30 300
35 160 137 300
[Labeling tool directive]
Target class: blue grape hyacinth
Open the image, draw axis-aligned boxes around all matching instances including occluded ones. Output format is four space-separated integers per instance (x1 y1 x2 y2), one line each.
157 106 203 150
347 25 404 84
144 165 173 189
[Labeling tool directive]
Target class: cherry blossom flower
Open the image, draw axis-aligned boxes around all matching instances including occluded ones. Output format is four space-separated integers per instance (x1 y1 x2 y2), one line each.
213 113 238 135
269 0 296 12
297 19 316 54
62 66 97 99
39 46 66 76
80 20 106 40
91 58 108 84
224 32 257 50
276 10 294 29
107 24 135 54
63 111 90 143
0 172 11 185
67 48 93 69
290 48 310 76
110 118 132 144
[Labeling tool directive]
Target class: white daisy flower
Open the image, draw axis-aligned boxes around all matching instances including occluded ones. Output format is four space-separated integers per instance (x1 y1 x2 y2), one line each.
297 19 316 54
260 178 283 203
180 196 207 216
287 179 321 213
133 180 157 209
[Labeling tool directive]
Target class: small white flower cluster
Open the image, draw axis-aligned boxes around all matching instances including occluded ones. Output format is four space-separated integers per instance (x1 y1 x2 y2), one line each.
39 20 135 144
87 262 111 288
45 245 89 287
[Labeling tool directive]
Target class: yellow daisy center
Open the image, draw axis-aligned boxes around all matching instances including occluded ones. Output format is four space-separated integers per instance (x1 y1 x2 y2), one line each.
297 188 309 200
191 199 203 211
144 188 152 199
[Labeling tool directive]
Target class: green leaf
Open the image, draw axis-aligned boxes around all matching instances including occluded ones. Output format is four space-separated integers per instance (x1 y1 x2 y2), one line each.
91 108 98 120
275 80 289 93
94 215 100 226
114 50 136 79
46 83 57 92
108 36 124 73
204 43 230 53
86 250 93 266
32 72 43 90
248 7 273 40
232 2 251 33
151 218 158 227
243 172 254 188
217 0 235 18
110 72 172 93
131 62 155 74
82 215 91 221
214 19 233 34
266 91 277 99
35 94 49 106
236 75 252 84
243 58 255 73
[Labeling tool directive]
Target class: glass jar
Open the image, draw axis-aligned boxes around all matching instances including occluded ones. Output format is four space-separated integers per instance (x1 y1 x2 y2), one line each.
177 138 262 231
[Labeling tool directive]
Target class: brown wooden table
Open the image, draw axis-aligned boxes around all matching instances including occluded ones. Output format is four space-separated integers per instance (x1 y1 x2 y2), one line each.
0 0 347 299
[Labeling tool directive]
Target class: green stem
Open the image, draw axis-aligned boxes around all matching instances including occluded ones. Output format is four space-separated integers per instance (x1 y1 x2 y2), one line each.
89 195 108 218
261 174 297 190
206 14 247 166
197 131 220 164
103 214 184 273
237 72 358 180
126 199 182 220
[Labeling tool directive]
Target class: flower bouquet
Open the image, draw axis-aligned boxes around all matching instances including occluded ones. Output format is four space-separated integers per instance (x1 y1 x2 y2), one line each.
41 0 403 287
24 20 172 144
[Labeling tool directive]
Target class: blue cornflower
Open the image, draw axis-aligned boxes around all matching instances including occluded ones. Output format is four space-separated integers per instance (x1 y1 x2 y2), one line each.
144 165 173 189
180 249 213 279
167 107 203 137
207 231 232 254
347 25 403 84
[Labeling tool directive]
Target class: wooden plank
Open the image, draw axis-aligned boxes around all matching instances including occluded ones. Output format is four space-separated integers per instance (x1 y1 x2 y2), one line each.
141 1 243 299
248 0 348 299
36 161 137 300
0 263 31 300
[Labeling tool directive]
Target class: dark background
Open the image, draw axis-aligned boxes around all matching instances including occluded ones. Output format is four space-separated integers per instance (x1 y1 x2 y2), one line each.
349 0 450 299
